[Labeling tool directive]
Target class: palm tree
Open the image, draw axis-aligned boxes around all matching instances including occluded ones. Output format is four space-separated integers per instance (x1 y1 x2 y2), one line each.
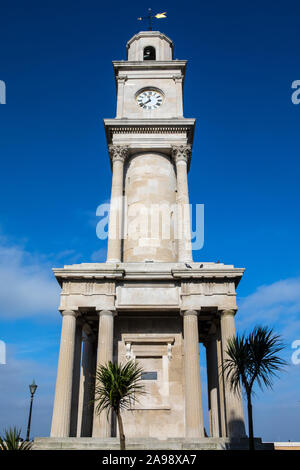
0 427 32 450
93 360 145 450
223 325 287 450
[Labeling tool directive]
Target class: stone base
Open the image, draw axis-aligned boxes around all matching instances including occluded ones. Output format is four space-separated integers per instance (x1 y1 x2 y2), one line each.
33 437 274 451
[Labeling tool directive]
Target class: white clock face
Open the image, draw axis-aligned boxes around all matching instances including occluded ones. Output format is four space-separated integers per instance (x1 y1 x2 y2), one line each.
137 90 163 110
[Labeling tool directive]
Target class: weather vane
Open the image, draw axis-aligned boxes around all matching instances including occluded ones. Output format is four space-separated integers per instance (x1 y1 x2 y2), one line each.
137 9 167 31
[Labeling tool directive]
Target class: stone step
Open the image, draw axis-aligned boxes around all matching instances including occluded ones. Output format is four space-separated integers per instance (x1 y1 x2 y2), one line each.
33 437 273 451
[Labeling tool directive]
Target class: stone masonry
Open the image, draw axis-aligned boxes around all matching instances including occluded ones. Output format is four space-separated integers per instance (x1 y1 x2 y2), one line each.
47 31 247 445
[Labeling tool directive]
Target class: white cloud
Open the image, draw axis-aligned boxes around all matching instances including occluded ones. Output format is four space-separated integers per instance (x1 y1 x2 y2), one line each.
237 276 300 342
0 238 59 319
236 277 300 442
0 346 56 438
90 247 107 262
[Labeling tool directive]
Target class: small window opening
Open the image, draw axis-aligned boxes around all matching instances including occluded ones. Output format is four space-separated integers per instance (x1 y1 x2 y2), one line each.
143 46 156 60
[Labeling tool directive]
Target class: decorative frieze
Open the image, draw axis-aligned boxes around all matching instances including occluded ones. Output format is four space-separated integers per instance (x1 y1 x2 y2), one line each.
181 280 236 296
85 281 94 295
61 280 116 296
104 281 116 296
109 126 190 134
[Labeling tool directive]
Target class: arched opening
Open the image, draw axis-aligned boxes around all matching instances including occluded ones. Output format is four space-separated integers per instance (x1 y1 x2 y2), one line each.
143 46 156 60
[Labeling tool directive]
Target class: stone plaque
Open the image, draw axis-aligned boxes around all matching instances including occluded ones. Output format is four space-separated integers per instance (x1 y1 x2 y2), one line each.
117 286 179 306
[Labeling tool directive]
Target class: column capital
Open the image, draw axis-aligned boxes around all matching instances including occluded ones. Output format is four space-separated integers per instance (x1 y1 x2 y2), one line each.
220 309 236 318
182 309 198 317
171 144 192 165
60 309 79 318
172 74 184 83
117 75 128 84
108 144 129 164
96 309 117 318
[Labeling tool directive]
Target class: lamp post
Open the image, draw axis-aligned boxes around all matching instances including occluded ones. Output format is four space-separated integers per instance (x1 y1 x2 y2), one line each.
26 380 38 441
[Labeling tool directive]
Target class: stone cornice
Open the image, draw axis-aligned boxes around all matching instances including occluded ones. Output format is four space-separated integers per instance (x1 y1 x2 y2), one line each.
171 268 245 283
112 61 186 86
113 60 186 70
104 118 195 127
107 126 192 134
104 118 195 147
53 263 244 286
123 334 175 344
126 31 174 49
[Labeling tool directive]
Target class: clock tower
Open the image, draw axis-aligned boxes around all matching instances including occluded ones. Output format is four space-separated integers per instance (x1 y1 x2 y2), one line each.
46 31 248 448
104 30 195 264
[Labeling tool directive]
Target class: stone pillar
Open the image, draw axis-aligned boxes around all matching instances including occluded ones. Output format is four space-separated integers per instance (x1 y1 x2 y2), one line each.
92 310 115 437
77 332 96 437
220 309 246 437
172 145 193 263
70 318 83 436
216 332 227 437
173 74 184 117
50 310 78 437
116 76 127 118
205 337 221 437
106 145 128 263
183 310 204 437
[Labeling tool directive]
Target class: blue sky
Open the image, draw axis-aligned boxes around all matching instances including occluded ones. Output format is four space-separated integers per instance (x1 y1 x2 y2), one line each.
0 0 300 442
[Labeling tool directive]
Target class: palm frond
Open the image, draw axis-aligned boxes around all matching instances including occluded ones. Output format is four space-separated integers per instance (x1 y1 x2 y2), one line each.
223 325 287 397
248 326 287 390
93 360 146 416
0 427 32 450
223 333 251 396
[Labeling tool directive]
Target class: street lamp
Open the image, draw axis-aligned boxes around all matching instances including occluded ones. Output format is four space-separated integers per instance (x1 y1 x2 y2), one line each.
26 380 38 441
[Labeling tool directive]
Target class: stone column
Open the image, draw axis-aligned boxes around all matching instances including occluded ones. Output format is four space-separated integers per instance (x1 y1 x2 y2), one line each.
216 332 227 437
77 332 96 437
92 310 115 437
106 145 128 263
70 318 83 436
173 75 184 117
220 309 246 437
183 310 204 437
50 310 78 437
172 145 193 263
116 76 127 118
205 337 221 437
